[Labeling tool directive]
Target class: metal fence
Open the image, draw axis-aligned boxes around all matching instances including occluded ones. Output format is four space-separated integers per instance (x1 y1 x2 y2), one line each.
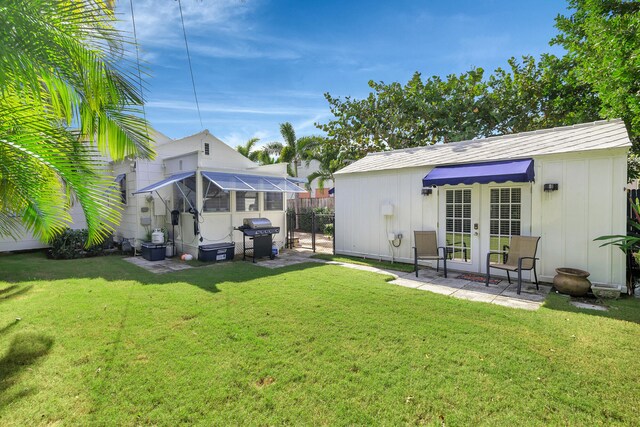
286 210 335 254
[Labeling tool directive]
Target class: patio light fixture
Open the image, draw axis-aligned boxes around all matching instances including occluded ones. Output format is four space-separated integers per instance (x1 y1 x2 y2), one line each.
543 183 559 192
421 188 433 196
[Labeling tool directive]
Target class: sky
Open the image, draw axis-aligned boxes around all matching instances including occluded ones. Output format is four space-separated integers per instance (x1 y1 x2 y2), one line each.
115 0 569 148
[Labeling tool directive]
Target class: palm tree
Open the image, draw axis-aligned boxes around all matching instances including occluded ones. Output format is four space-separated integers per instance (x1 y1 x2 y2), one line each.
0 1 153 245
268 122 323 177
306 141 348 190
236 137 261 162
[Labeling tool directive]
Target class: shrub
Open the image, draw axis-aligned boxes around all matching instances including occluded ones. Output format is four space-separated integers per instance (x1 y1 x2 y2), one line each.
292 207 334 233
324 223 334 237
48 228 107 259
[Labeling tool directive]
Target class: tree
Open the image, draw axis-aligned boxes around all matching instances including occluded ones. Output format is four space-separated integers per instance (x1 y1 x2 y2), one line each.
318 69 492 159
318 55 602 162
553 0 640 177
487 54 600 135
236 137 261 162
0 0 154 245
268 122 323 177
236 137 279 165
306 141 348 191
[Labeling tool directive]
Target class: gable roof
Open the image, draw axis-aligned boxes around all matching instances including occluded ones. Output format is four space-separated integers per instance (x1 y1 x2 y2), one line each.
335 119 631 175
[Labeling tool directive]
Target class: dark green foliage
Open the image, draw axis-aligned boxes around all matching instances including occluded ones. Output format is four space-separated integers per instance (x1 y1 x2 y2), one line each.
553 0 640 177
48 228 107 259
295 207 333 233
319 55 602 163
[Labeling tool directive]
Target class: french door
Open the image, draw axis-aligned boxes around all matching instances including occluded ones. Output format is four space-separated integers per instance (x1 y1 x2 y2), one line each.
439 186 480 272
479 185 531 274
438 184 531 274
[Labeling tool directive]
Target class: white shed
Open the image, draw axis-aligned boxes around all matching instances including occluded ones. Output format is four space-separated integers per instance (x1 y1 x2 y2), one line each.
334 119 631 289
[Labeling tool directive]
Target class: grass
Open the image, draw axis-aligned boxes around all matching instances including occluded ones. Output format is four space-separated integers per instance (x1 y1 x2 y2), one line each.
311 253 415 272
0 252 639 425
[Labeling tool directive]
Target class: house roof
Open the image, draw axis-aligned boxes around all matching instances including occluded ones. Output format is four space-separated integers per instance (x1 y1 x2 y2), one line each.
335 119 631 175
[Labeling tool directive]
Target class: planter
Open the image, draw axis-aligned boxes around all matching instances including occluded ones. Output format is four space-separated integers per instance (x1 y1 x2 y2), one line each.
553 267 591 297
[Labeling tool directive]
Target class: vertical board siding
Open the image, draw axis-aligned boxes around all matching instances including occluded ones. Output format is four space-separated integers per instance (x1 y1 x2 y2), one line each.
563 159 589 268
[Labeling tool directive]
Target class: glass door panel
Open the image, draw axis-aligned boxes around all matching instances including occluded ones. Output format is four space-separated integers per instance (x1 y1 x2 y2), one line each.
445 188 472 262
488 187 522 263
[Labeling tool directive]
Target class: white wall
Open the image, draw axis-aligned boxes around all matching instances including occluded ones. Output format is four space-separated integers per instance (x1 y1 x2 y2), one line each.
335 149 627 287
174 191 287 258
0 202 88 252
531 150 627 286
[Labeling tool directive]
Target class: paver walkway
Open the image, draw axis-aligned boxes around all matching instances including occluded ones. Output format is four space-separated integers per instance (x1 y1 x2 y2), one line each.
257 250 551 310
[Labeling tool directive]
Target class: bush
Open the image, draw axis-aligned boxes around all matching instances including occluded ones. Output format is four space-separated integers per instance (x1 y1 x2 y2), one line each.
48 228 107 259
324 223 334 237
292 207 334 233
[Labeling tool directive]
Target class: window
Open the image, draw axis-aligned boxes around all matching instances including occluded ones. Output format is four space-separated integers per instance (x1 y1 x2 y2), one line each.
119 174 127 205
174 176 196 213
202 177 229 212
236 191 258 212
265 192 283 211
489 187 522 262
445 189 471 262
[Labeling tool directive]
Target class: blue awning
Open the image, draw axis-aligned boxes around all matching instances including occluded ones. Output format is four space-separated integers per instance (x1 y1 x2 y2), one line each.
202 171 307 193
422 159 534 187
328 187 334 195
132 171 195 194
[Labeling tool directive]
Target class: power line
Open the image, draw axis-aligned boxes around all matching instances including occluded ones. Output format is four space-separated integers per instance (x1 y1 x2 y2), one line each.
129 0 148 128
177 0 204 129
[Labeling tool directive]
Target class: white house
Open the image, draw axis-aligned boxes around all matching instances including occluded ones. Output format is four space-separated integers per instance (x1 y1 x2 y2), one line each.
334 119 631 289
127 129 305 256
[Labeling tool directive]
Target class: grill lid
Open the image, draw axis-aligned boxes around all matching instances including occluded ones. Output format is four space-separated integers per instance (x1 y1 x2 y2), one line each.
243 217 273 229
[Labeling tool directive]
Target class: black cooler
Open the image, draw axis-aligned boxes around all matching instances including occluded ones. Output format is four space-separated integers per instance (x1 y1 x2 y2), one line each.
198 242 235 262
141 242 166 261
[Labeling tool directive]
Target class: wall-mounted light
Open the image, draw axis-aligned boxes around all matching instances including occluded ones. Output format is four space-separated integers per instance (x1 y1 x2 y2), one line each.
544 183 559 192
421 188 433 196
130 161 136 172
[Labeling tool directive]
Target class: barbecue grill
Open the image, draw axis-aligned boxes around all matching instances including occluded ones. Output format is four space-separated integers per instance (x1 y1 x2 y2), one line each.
235 218 280 262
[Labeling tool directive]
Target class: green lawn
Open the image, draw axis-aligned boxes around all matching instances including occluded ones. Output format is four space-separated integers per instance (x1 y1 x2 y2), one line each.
1 252 639 425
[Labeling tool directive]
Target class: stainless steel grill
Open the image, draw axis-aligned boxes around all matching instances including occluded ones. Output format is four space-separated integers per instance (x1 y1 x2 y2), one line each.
236 218 280 262
242 217 273 229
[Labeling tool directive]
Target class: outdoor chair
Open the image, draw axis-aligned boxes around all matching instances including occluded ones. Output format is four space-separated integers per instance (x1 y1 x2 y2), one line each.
413 231 447 278
485 236 540 294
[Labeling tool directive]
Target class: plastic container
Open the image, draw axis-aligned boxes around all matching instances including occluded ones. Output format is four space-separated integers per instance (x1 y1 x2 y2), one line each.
141 242 166 261
271 244 279 257
151 228 164 244
199 242 235 262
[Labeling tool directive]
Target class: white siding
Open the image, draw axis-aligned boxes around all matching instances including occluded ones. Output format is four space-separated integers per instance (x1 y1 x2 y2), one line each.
0 199 88 252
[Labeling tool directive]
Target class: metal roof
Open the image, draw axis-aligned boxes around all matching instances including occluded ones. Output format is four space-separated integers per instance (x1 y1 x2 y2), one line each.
335 119 631 175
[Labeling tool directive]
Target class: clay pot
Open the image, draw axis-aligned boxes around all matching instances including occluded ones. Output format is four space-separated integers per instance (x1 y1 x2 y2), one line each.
553 268 591 296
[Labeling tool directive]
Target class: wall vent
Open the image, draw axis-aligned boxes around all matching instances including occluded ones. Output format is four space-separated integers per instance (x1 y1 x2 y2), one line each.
204 143 210 155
